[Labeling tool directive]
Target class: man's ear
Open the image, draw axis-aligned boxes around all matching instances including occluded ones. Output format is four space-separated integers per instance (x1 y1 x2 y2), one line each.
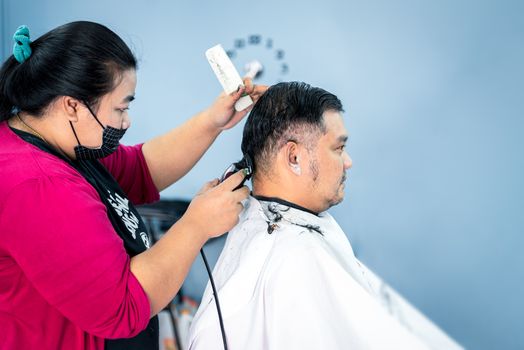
58 96 83 123
284 141 302 176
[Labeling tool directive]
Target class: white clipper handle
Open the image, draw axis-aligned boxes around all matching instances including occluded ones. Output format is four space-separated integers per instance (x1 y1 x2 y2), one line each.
206 44 253 111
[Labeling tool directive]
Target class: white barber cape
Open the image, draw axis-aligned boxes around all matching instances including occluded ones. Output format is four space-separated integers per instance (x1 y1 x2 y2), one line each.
187 196 432 350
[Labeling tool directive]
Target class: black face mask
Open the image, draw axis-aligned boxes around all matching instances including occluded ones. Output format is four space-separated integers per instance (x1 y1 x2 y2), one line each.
70 102 127 160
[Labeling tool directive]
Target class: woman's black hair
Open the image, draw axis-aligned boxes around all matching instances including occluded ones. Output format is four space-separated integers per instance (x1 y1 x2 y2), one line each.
0 21 137 121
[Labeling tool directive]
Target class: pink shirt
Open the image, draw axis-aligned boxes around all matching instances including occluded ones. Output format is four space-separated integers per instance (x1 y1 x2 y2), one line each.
0 122 160 349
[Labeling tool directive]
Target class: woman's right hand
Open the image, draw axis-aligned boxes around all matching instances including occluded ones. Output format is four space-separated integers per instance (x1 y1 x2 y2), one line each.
180 170 250 242
130 169 249 317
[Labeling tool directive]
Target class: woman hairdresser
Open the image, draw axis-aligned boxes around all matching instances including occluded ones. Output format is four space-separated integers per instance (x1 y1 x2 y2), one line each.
0 21 264 350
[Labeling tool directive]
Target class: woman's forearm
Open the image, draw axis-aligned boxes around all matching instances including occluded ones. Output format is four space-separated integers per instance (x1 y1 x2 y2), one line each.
130 216 206 317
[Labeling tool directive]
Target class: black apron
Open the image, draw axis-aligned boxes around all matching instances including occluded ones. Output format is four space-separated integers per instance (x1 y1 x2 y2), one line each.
13 128 159 350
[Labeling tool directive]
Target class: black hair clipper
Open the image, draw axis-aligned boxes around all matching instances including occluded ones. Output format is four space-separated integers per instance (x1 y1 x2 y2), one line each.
220 153 254 190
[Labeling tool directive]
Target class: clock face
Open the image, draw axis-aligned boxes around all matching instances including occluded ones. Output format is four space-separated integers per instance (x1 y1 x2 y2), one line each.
225 34 290 84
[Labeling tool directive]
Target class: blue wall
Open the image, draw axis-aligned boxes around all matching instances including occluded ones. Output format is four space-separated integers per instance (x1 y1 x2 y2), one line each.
2 1 523 349
0 0 6 60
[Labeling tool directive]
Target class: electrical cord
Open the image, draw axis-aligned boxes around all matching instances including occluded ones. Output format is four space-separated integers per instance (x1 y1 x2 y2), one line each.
200 248 228 350
199 157 252 350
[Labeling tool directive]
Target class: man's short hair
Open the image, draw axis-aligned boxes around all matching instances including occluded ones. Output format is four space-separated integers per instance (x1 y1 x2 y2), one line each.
241 81 344 176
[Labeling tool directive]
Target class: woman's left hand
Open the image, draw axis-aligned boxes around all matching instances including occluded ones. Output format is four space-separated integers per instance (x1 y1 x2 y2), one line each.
207 77 268 130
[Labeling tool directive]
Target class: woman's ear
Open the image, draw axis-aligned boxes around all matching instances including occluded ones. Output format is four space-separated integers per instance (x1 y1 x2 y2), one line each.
58 96 83 122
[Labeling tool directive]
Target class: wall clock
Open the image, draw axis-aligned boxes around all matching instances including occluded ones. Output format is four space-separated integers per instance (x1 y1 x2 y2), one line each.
225 34 290 83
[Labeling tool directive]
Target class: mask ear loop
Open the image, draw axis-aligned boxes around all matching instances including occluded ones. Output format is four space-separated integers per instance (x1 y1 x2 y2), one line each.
70 101 106 147
69 122 82 146
83 100 106 129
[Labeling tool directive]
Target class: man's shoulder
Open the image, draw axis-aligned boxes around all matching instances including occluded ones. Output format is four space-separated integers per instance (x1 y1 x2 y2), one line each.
225 197 346 269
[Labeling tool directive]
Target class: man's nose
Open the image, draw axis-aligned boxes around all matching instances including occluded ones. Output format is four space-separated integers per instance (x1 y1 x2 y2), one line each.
344 152 352 169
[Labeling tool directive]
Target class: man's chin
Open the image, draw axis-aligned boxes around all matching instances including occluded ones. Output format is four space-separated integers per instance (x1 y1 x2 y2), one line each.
327 194 344 210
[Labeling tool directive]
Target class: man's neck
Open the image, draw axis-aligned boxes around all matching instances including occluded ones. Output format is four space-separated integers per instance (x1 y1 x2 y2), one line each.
252 180 319 215
252 194 319 216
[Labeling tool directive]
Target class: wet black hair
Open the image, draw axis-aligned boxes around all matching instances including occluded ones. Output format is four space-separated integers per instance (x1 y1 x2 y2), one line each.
241 81 344 176
0 21 137 121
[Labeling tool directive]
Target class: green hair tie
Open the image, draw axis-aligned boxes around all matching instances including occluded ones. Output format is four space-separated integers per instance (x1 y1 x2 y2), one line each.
12 25 32 63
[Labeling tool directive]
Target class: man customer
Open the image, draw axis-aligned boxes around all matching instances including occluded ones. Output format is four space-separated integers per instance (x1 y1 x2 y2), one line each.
187 82 431 349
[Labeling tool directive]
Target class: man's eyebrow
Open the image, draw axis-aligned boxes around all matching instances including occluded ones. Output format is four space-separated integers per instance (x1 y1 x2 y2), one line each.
122 95 135 103
337 135 348 143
